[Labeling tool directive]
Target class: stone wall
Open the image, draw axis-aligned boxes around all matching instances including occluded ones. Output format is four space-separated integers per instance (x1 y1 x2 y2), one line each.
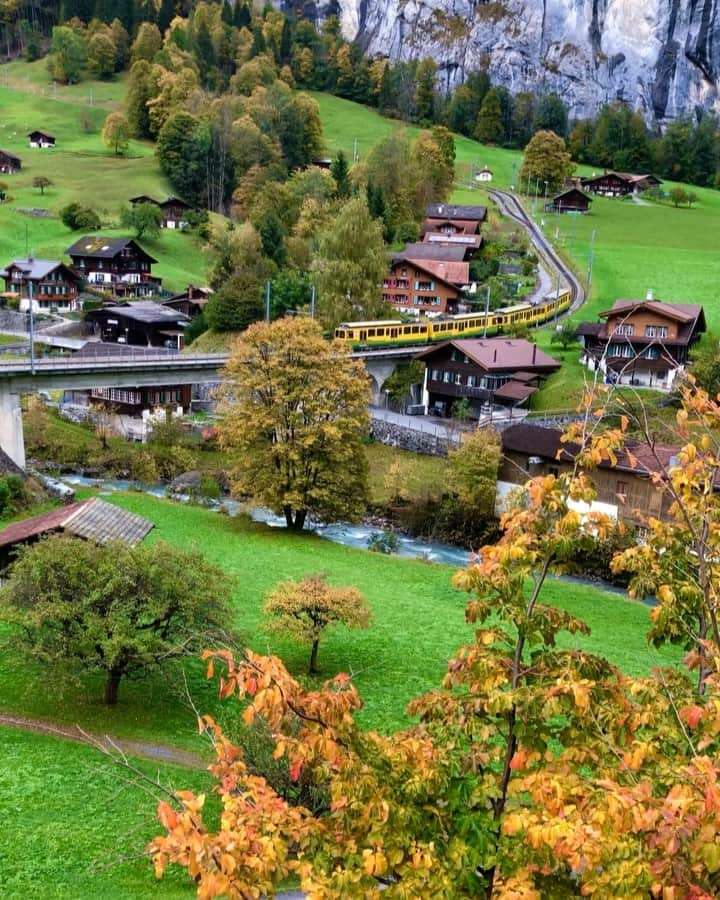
369 416 458 457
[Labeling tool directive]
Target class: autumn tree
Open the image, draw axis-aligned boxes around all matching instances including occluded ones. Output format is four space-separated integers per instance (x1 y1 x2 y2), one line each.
519 129 574 192
131 21 162 64
47 25 86 84
445 428 501 518
264 574 371 674
312 197 390 330
32 176 53 195
87 30 116 79
102 111 131 156
0 536 233 706
150 385 720 897
217 317 370 529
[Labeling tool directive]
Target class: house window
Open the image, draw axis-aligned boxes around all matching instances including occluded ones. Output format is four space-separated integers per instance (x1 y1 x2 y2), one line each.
455 373 462 384
443 371 452 383
616 480 628 499
658 326 667 338
431 369 440 381
645 325 656 337
614 323 634 335
467 375 477 387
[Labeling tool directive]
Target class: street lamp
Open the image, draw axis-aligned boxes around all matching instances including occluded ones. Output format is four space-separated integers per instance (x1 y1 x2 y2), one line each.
543 180 549 210
533 177 539 215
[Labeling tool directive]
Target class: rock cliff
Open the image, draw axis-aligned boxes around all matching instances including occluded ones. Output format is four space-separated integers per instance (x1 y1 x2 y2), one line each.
280 0 720 122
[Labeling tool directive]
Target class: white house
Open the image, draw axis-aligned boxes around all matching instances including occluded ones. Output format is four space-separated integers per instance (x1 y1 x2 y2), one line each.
474 166 494 183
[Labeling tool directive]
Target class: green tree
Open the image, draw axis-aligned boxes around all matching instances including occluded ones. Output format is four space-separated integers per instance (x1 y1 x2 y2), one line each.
382 359 425 406
131 21 162 63
60 202 101 230
550 320 579 350
156 111 211 207
415 57 437 123
445 429 501 517
47 25 87 84
669 186 689 207
101 110 131 155
475 87 504 144
217 317 370 529
32 176 53 194
519 129 574 192
125 59 154 139
329 150 351 198
263 574 371 674
258 211 286 268
87 30 116 78
120 202 162 238
688 333 720 397
511 92 536 148
533 92 568 137
0 536 233 706
312 197 390 330
430 125 456 170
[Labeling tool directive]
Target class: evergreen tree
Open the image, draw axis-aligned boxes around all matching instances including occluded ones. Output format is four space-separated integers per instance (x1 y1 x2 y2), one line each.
250 24 265 57
221 0 234 26
194 19 216 89
157 0 176 34
475 88 504 144
330 150 351 198
689 116 719 187
234 2 251 30
533 93 569 137
258 211 287 268
512 92 536 148
377 63 392 113
446 85 474 136
415 57 437 123
279 16 292 65
125 59 154 139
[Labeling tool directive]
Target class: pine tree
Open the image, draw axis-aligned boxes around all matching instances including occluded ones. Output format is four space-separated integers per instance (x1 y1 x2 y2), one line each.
234 2 251 29
330 150 350 198
474 88 504 145
157 0 176 33
279 17 292 65
378 63 392 113
415 58 437 123
194 19 216 89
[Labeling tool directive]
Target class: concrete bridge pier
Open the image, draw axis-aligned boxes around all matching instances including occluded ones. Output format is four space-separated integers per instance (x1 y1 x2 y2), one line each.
363 359 404 405
0 388 24 469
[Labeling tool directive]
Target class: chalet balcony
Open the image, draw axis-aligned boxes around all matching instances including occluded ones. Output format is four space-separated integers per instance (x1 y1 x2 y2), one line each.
428 379 492 401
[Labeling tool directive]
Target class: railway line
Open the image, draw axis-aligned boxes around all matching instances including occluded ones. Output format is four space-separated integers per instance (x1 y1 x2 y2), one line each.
488 189 586 315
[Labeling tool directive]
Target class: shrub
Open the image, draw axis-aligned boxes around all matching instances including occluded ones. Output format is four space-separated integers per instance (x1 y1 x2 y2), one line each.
367 529 400 554
0 474 28 516
60 202 102 231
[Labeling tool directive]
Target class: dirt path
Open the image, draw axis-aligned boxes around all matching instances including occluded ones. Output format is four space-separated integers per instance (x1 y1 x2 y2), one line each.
0 712 208 769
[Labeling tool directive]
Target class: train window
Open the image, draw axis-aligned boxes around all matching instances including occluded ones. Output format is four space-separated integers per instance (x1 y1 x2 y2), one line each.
376 328 385 336
336 330 345 338
411 326 420 334
368 329 376 337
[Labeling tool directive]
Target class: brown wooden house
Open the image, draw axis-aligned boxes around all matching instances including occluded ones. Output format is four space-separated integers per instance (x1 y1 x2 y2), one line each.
418 338 560 417
423 203 488 236
66 236 161 297
383 258 463 316
84 300 189 349
163 285 213 317
580 171 662 197
129 195 191 229
545 187 592 214
0 257 81 312
28 130 55 148
497 423 683 526
0 149 21 174
576 296 706 390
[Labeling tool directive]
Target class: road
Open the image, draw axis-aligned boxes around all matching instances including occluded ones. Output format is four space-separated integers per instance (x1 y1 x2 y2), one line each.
488 189 586 315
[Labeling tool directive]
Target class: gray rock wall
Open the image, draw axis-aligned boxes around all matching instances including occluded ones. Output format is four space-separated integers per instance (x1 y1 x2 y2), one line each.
279 0 720 122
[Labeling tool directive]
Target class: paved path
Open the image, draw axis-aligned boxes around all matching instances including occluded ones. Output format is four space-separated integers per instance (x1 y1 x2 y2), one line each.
0 711 207 769
631 194 650 206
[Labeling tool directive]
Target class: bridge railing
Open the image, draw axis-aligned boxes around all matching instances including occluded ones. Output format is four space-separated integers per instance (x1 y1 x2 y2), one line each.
0 352 230 372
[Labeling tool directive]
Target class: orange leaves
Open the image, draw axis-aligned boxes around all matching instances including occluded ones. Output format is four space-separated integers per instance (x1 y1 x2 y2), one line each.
680 705 706 729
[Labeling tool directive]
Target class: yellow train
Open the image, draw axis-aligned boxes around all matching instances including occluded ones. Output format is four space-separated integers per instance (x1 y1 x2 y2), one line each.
334 289 571 348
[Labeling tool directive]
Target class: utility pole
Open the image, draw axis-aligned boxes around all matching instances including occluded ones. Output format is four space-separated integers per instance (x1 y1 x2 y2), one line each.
353 137 358 163
510 160 517 190
265 280 271 323
526 171 531 197
534 178 539 215
27 276 35 375
483 284 490 338
554 271 560 322
310 284 316 319
569 213 577 253
586 229 596 294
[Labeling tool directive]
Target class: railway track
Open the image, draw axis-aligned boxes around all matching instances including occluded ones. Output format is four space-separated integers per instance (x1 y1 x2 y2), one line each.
487 189 586 315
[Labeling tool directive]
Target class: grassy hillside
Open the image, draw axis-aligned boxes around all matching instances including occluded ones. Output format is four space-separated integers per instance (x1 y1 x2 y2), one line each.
0 84 207 293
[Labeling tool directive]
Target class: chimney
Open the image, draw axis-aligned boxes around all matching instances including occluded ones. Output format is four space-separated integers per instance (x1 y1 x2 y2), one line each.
532 345 537 364
646 289 654 301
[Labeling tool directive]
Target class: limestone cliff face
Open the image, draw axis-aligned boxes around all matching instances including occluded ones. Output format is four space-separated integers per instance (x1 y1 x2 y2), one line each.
279 0 720 122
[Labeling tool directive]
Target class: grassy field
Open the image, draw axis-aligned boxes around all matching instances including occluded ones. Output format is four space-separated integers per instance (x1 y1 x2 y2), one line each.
0 86 207 292
0 728 211 898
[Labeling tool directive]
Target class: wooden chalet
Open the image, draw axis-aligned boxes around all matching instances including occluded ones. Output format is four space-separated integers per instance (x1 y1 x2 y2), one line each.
418 338 560 417
28 130 55 148
0 498 153 569
474 167 494 182
163 285 213 317
0 257 81 312
423 203 488 236
497 423 686 527
580 171 662 197
66 236 161 297
84 300 189 349
0 149 21 174
383 257 463 316
545 187 592 214
129 195 191 229
576 296 706 390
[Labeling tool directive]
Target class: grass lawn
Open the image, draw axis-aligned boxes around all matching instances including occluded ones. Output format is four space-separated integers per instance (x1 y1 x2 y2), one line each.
0 59 127 109
0 87 208 293
0 492 680 749
0 728 211 898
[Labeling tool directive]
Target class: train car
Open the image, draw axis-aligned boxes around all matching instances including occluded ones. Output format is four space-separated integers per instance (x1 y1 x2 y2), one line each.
334 319 430 347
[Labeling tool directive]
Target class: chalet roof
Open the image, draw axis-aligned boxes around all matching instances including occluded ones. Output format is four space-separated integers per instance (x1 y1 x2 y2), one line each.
424 233 483 249
580 171 661 187
28 130 55 140
65 236 158 264
0 258 75 281
423 218 481 235
396 243 468 262
501 423 684 478
87 301 189 325
388 257 459 292
0 149 21 163
425 204 487 221
128 194 158 204
576 322 603 338
418 338 560 373
407 257 469 286
551 187 593 202
128 195 190 210
164 285 213 304
599 299 703 324
0 498 153 550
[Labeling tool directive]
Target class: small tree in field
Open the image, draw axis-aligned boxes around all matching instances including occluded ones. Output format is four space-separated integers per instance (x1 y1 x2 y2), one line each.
669 186 689 207
519 129 574 192
445 427 501 517
550 319 579 350
33 176 52 195
0 536 233 705
263 574 371 674
120 202 162 239
102 111 131 156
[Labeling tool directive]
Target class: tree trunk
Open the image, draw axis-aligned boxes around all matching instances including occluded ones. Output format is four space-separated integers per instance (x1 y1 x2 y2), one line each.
308 639 320 675
104 668 123 706
292 509 307 530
